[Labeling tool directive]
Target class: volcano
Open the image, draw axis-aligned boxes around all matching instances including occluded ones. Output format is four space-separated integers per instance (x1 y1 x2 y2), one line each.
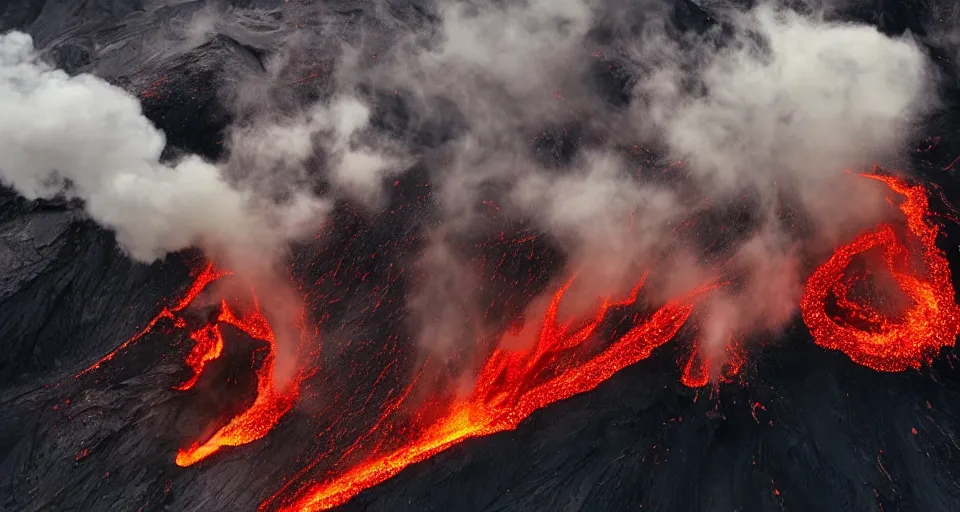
5 1 960 512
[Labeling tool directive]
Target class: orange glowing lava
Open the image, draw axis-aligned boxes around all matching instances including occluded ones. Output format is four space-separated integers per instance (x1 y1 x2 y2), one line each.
800 174 960 371
680 339 745 388
174 321 225 392
77 263 230 377
273 278 712 512
680 343 710 388
78 261 303 467
266 173 959 510
80 171 960 512
175 299 303 466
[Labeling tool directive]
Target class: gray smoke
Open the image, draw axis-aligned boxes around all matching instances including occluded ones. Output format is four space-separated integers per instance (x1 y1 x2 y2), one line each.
363 1 934 377
0 0 938 385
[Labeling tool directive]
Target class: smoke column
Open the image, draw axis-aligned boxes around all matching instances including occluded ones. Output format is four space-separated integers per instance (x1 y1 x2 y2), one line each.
0 30 331 385
638 4 934 369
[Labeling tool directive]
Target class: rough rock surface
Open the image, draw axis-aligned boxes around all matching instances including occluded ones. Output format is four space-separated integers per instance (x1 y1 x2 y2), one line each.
2 1 960 512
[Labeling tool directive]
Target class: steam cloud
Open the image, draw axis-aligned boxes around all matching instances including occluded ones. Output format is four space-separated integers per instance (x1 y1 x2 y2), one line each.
0 0 936 384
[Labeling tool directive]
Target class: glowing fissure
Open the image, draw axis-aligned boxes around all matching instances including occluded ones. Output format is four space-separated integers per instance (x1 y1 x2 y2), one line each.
76 263 230 377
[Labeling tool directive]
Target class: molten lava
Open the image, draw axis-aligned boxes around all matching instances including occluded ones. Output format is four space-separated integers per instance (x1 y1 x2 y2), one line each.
77 263 230 377
78 262 303 467
174 321 224 392
175 299 303 466
271 173 957 511
79 171 960 512
801 174 960 371
680 343 711 388
273 278 713 512
680 338 745 388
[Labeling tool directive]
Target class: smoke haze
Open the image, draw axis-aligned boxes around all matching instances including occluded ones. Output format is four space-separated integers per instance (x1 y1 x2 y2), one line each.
0 0 938 385
380 1 934 378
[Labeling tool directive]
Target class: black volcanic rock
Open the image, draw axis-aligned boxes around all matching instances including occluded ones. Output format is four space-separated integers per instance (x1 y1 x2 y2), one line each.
3 2 960 512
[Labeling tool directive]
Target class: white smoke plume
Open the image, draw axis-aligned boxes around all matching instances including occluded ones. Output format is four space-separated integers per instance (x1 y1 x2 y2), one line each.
648 6 929 228
0 31 327 263
0 30 395 386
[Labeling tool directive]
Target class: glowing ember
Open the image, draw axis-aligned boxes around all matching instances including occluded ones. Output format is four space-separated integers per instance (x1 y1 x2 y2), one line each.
274 278 711 512
723 343 745 381
800 174 960 371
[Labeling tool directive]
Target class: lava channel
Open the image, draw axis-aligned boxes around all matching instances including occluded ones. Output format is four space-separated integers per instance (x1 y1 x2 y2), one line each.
800 173 960 371
269 277 714 512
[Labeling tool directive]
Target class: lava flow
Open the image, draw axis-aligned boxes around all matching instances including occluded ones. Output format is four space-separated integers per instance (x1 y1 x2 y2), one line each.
273 277 713 512
800 174 960 371
174 322 225 392
76 263 230 377
78 172 960 512
274 172 959 511
77 262 303 467
176 297 303 466
680 338 744 388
